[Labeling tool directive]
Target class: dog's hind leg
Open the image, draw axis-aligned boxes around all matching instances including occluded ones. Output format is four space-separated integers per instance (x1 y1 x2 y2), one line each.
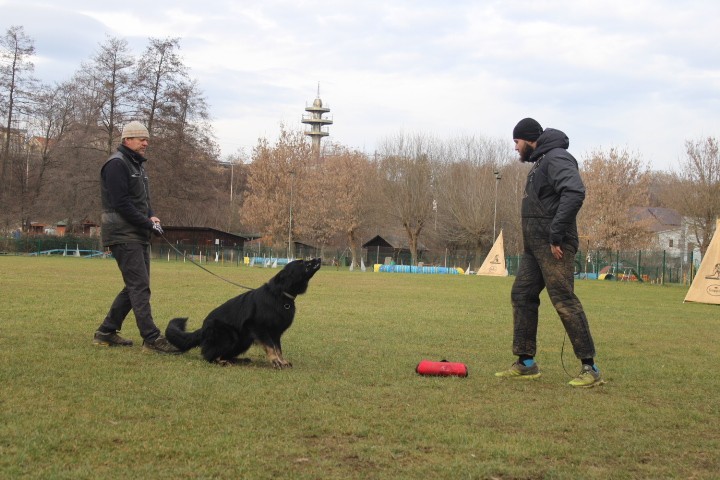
200 321 252 364
214 337 254 366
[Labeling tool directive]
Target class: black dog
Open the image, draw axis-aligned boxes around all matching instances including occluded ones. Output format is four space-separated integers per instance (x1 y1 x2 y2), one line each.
165 258 321 368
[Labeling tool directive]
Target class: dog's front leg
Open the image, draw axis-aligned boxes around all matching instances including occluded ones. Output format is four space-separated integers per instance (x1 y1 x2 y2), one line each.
260 342 292 369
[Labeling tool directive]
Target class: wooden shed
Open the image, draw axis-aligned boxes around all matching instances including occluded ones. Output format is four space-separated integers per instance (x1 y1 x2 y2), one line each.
362 234 426 266
150 226 257 249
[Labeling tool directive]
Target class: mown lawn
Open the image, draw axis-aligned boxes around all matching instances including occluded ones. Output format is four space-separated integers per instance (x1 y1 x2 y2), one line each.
1 256 718 479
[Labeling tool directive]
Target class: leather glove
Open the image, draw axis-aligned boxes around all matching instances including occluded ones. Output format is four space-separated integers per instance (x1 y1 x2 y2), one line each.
151 222 164 237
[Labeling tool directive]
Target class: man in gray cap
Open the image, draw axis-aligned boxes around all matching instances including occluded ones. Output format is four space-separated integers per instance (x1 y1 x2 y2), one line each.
93 121 179 353
495 118 604 387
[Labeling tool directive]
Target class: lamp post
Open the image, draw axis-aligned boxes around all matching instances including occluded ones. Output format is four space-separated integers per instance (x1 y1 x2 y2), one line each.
493 170 502 241
288 170 295 260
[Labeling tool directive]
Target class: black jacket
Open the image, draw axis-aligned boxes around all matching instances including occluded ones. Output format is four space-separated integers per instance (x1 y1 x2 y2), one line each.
100 145 155 247
521 128 584 247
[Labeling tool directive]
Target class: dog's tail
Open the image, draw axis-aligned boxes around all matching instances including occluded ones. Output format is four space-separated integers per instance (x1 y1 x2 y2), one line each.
165 317 203 352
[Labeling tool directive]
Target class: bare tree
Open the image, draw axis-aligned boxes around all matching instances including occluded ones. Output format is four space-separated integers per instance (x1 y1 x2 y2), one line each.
76 36 135 156
242 126 312 253
14 81 76 229
578 148 652 250
0 25 37 218
432 135 514 264
145 78 222 225
315 144 374 266
218 150 249 233
295 167 334 254
376 132 436 265
667 137 720 254
494 161 528 255
134 37 187 135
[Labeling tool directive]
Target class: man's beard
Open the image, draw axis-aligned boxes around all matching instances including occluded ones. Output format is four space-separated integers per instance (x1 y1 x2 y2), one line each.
518 143 535 163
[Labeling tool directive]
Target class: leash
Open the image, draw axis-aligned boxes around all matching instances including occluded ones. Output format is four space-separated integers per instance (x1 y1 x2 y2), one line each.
560 332 574 378
158 234 255 291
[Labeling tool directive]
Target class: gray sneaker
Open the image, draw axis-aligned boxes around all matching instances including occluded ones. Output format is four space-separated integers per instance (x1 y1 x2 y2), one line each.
93 330 133 347
495 361 541 379
142 335 181 354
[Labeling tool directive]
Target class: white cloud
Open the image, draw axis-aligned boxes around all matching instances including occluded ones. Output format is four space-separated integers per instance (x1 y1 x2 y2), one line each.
2 0 719 170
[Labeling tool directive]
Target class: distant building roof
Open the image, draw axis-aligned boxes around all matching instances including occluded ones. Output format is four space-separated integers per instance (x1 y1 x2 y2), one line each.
363 234 426 251
153 226 258 246
630 207 682 233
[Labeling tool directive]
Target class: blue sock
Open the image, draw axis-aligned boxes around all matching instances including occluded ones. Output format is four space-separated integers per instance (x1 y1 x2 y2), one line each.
521 358 535 367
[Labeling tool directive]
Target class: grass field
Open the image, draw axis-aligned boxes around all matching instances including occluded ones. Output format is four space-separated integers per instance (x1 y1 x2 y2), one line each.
1 256 719 479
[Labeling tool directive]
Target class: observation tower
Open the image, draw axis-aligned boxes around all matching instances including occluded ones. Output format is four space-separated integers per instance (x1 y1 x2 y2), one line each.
302 86 332 156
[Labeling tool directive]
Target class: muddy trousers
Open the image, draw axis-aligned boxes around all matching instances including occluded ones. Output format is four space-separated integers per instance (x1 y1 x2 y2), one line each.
510 240 596 360
98 243 161 341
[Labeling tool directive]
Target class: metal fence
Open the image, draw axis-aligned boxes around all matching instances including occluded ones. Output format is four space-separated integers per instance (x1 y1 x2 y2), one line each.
1 235 699 285
2 234 103 255
507 249 698 285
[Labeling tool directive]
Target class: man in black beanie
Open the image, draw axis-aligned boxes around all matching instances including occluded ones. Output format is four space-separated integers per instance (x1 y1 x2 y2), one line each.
495 118 604 387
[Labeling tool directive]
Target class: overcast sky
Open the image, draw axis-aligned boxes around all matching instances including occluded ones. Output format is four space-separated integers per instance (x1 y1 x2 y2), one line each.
3 0 719 171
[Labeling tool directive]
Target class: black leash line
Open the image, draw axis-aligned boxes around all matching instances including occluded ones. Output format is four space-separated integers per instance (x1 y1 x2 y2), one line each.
560 332 574 378
159 234 254 291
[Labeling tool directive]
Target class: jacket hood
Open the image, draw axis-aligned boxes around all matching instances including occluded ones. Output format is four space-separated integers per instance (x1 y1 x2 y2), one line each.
529 128 569 162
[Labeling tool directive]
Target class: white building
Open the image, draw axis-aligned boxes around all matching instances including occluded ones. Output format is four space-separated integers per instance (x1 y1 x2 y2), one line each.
631 207 702 265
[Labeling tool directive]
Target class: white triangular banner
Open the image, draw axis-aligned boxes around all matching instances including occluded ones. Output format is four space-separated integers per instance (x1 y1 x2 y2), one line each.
477 230 508 277
685 219 720 304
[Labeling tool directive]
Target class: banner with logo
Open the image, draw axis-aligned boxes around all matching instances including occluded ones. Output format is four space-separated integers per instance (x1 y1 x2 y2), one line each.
477 230 508 277
684 219 720 304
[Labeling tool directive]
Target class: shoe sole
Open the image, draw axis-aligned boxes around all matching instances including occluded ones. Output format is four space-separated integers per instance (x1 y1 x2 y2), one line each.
569 378 606 388
142 346 182 355
93 341 133 347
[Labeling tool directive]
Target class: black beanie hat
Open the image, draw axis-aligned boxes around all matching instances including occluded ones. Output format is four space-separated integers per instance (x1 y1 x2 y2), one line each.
513 118 543 141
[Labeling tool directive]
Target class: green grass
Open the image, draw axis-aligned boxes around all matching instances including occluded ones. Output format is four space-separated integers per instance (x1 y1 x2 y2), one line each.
1 256 718 479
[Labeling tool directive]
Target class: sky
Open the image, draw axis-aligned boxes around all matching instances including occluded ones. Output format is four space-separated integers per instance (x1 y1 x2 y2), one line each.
3 0 719 171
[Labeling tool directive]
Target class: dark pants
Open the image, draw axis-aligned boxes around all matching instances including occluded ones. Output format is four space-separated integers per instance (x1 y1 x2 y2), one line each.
510 239 596 360
98 243 160 341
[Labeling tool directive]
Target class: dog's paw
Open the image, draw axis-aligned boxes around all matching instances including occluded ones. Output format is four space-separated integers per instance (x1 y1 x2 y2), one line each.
272 359 293 369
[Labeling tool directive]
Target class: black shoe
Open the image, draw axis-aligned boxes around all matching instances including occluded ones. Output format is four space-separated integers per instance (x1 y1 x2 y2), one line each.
142 335 181 354
93 330 133 347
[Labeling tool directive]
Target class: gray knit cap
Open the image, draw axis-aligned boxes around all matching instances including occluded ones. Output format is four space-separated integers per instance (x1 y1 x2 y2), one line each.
121 121 149 139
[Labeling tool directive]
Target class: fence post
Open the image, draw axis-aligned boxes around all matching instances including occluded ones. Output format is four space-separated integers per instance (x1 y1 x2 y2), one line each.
662 250 666 286
594 250 599 276
615 250 620 281
689 250 694 283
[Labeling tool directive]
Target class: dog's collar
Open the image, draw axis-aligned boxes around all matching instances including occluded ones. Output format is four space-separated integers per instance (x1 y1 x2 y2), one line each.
282 291 295 310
